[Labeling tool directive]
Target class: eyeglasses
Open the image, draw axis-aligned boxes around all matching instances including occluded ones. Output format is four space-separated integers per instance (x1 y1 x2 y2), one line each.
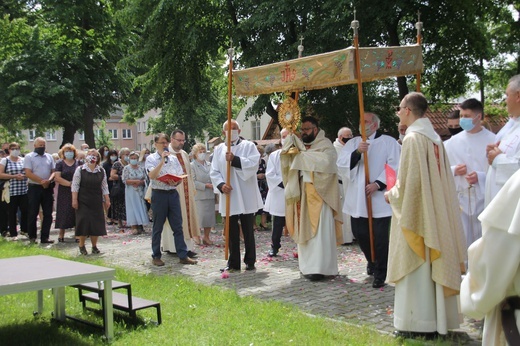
395 106 408 112
173 139 185 142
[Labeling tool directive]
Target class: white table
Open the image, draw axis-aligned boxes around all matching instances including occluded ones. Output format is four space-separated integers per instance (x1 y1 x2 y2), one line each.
0 255 116 340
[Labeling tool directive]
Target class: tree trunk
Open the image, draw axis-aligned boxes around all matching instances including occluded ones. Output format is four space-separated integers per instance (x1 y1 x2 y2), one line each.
83 103 97 149
61 123 78 148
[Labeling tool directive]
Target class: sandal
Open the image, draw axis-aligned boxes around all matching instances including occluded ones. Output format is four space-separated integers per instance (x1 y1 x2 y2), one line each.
91 246 100 254
58 238 65 243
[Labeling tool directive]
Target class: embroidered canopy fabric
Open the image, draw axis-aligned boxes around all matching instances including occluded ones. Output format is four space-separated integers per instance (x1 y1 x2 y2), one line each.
233 45 423 96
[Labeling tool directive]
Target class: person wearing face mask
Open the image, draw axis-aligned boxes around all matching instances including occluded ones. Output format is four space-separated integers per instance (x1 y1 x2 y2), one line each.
0 142 28 238
337 112 401 288
72 149 110 255
446 109 463 140
444 99 495 255
281 117 342 281
210 120 262 272
102 149 118 225
98 145 110 162
264 128 289 257
161 129 201 253
397 123 408 145
110 148 130 231
54 143 81 242
23 137 56 244
333 127 355 246
122 151 149 235
190 143 216 245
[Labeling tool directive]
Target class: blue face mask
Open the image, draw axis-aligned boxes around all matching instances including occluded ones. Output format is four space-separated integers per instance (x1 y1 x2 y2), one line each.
64 151 75 160
129 159 138 165
459 117 476 132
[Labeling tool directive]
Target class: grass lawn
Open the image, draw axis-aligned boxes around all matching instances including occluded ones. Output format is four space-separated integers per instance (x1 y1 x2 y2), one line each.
0 239 445 345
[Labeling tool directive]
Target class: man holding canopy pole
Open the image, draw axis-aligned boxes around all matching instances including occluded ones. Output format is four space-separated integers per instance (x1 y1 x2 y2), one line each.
210 120 262 272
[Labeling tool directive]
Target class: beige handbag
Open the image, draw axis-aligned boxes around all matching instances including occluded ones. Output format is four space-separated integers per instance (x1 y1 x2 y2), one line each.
144 184 152 204
1 181 10 203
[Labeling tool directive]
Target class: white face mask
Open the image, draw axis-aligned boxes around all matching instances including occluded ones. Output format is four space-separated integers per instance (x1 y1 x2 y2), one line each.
399 134 405 141
280 138 286 146
359 123 375 138
197 153 207 161
10 149 20 157
226 129 240 142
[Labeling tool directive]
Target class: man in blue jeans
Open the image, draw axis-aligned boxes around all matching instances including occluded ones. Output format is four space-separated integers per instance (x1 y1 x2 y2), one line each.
24 137 55 244
145 133 197 266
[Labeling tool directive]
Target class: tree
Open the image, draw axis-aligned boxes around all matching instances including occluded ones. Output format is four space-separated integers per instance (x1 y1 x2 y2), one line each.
0 0 132 148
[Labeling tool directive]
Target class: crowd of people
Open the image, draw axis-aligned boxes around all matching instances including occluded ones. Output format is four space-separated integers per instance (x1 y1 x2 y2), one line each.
0 74 519 344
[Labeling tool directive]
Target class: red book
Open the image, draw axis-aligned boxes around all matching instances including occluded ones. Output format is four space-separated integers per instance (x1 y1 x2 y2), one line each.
385 164 396 190
157 174 187 184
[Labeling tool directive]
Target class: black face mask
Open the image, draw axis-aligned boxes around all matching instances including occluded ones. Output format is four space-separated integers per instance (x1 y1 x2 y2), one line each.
34 147 46 155
341 137 352 144
301 132 316 144
448 127 463 136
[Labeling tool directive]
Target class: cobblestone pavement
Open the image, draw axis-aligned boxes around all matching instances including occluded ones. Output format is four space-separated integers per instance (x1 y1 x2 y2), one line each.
28 222 481 345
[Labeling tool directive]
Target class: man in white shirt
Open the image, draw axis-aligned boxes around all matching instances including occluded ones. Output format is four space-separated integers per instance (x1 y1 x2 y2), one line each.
337 113 401 288
146 133 197 266
445 98 495 251
210 120 263 272
485 74 520 204
333 127 354 245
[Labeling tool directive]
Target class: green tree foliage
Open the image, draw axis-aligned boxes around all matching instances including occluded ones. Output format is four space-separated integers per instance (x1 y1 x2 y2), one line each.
0 0 132 148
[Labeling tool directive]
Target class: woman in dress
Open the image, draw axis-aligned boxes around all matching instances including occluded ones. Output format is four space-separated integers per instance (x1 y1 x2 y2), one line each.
0 142 28 238
122 151 149 235
190 143 215 245
103 149 118 225
110 147 130 232
71 149 110 255
54 143 81 242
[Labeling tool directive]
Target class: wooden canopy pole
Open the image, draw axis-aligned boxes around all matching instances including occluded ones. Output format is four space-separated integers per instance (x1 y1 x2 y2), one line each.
351 11 375 262
224 40 234 260
416 12 423 92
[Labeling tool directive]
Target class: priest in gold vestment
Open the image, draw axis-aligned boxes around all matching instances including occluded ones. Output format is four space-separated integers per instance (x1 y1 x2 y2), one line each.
386 92 466 337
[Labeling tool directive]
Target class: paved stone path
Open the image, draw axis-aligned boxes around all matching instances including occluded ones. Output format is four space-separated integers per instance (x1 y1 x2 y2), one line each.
31 222 481 345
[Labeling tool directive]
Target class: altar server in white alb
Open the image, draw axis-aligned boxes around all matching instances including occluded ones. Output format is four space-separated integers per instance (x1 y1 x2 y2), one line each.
461 169 520 346
337 112 400 289
333 127 355 245
281 116 342 281
210 120 263 272
444 98 495 251
485 74 520 205
264 128 289 257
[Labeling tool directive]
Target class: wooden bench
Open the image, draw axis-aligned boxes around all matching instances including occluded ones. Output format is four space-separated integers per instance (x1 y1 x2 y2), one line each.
73 281 161 326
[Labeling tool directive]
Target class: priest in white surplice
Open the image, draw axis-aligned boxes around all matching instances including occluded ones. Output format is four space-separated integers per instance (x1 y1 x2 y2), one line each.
161 129 200 255
386 92 466 338
333 127 354 245
337 112 400 289
461 169 520 346
445 99 495 251
485 74 520 205
210 120 262 272
281 116 342 281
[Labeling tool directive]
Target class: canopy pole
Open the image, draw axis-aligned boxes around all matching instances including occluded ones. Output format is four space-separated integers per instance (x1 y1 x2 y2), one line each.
224 40 234 260
416 11 423 92
294 36 304 103
351 11 375 263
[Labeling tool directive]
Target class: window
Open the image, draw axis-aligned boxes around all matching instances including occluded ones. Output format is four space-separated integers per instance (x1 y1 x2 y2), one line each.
122 129 132 139
45 130 56 141
28 130 36 141
94 129 103 138
137 122 141 133
108 129 118 139
138 144 141 151
251 120 261 140
78 131 85 140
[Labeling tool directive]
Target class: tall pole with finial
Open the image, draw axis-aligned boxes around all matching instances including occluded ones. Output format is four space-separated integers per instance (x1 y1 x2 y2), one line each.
294 36 304 103
416 11 423 92
224 39 234 260
351 10 375 263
